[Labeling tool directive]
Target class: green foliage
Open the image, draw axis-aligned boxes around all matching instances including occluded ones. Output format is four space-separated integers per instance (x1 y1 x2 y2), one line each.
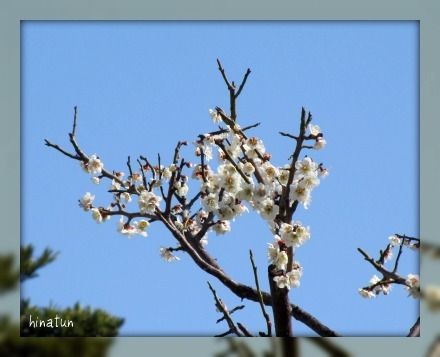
0 254 19 294
1 314 113 357
0 244 124 356
20 245 58 282
21 300 124 337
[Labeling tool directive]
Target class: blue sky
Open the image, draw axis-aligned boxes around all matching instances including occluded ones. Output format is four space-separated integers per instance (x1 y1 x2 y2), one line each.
21 21 418 336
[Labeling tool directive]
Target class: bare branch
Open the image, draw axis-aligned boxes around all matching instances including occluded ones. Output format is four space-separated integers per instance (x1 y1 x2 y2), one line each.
357 248 406 284
235 68 251 98
126 156 133 178
216 58 233 91
208 281 243 337
279 132 298 140
249 250 272 337
393 240 405 273
71 106 78 136
156 211 339 336
216 304 245 323
44 139 79 160
136 158 148 190
407 316 420 337
237 322 253 337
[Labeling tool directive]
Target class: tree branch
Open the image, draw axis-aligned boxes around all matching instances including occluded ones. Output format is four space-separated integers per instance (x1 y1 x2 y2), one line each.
249 250 272 336
156 211 339 336
407 316 420 337
268 264 292 337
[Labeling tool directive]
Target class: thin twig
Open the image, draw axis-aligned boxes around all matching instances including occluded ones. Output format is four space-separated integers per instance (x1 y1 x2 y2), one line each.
279 132 298 140
393 240 405 273
249 249 272 336
237 322 253 337
235 68 251 98
207 281 243 337
357 248 406 284
71 106 78 136
407 316 420 337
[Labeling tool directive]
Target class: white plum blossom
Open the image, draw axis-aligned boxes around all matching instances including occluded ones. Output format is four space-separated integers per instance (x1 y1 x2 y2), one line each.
273 265 303 290
79 192 95 211
369 274 381 285
289 181 311 209
111 179 121 191
200 235 209 247
244 137 265 159
209 108 221 123
218 163 236 176
136 219 150 233
131 172 142 183
121 192 132 203
258 197 279 222
295 157 317 178
267 240 288 270
383 249 393 262
233 202 249 216
174 182 189 197
358 288 376 299
389 235 402 246
91 177 100 184
202 193 219 212
278 167 290 186
314 137 326 150
221 172 242 193
91 208 103 223
117 217 148 238
217 206 235 221
224 135 244 159
253 183 270 203
368 275 388 294
405 274 420 298
138 191 161 214
285 265 303 289
242 161 255 176
273 275 290 289
160 247 180 262
161 166 172 180
300 175 320 189
195 143 213 162
237 183 254 202
86 154 104 174
317 166 329 178
212 220 231 235
308 124 322 136
195 210 209 225
279 222 310 248
261 162 279 182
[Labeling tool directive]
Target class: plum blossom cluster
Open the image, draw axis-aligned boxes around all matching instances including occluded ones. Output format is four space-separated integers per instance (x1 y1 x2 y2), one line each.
193 110 328 289
44 63 339 337
358 234 420 299
72 106 328 292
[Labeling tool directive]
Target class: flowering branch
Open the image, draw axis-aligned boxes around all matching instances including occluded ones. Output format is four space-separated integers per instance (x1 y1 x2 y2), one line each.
45 61 339 337
268 264 292 336
357 234 419 336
